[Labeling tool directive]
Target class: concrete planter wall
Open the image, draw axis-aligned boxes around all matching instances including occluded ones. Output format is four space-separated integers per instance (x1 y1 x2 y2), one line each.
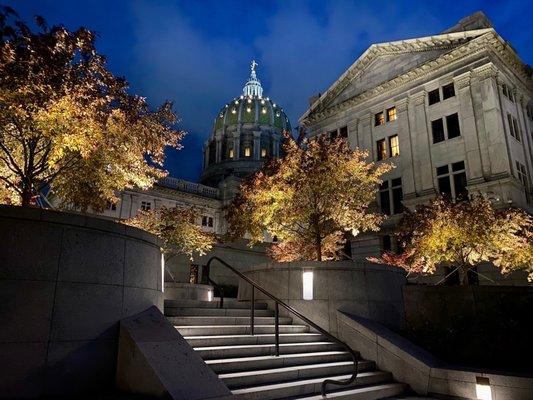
0 205 164 398
239 260 407 334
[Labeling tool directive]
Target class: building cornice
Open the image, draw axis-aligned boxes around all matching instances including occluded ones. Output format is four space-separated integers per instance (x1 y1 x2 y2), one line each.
301 30 532 126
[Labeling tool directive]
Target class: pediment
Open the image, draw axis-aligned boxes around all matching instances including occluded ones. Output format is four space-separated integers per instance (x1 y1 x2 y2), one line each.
328 48 452 107
303 28 493 119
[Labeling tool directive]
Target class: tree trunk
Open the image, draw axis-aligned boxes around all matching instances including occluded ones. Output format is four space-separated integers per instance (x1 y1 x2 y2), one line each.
458 265 470 286
21 185 33 207
315 238 322 262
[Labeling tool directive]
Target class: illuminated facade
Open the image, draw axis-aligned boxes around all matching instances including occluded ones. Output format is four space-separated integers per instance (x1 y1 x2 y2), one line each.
300 12 533 284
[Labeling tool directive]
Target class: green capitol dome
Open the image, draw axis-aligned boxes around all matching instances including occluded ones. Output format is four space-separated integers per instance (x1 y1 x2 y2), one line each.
200 61 291 189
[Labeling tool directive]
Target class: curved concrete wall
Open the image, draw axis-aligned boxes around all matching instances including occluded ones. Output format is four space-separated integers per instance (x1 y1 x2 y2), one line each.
239 261 406 334
0 205 163 398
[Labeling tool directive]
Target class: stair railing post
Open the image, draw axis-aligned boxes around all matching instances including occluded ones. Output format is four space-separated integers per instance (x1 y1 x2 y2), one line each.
250 285 255 335
274 302 279 356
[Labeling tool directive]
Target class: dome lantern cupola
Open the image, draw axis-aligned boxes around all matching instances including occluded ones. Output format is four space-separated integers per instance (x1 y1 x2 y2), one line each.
243 60 263 97
200 61 291 194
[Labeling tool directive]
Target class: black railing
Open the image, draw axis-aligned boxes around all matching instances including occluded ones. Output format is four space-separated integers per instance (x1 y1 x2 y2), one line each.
205 256 359 397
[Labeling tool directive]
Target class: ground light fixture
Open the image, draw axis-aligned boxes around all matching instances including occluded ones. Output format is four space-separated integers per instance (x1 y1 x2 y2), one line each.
476 377 492 400
207 290 213 302
302 270 314 300
161 253 165 293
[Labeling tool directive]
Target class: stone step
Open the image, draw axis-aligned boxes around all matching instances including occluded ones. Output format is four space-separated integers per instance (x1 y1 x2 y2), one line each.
231 371 392 400
168 316 292 326
293 382 406 400
165 307 274 317
184 333 324 347
164 299 269 310
220 360 374 389
176 324 309 336
195 341 343 360
205 351 353 374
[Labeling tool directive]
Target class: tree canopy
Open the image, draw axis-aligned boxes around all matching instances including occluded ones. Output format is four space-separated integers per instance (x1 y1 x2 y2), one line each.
0 7 183 209
227 134 392 261
370 196 533 284
125 206 216 260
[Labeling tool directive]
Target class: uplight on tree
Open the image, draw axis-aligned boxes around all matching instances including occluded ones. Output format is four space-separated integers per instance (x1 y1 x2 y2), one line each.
0 8 183 210
227 133 392 262
369 196 533 285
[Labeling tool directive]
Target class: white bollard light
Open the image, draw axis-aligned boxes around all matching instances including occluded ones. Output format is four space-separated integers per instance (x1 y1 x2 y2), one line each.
476 377 492 400
302 271 314 300
161 253 165 293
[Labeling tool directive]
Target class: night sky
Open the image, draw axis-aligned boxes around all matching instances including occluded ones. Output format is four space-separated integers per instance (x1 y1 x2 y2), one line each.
7 1 533 182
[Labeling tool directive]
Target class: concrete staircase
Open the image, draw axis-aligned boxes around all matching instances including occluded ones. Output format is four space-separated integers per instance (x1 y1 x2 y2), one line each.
165 299 405 399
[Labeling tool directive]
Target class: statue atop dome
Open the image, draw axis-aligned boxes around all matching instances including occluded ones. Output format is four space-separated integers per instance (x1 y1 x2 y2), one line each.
243 60 263 97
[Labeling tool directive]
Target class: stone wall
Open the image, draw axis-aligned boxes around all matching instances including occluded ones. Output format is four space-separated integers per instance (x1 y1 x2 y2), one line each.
403 285 533 372
0 205 164 398
239 261 407 334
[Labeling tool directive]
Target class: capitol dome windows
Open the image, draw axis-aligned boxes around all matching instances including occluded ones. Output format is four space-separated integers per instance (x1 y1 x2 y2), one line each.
200 61 291 188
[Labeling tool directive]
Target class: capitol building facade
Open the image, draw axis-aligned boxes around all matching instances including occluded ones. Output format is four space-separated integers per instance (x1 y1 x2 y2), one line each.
96 12 532 286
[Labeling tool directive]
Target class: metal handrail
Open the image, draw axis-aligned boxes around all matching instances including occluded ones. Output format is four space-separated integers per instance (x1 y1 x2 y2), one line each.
205 256 359 397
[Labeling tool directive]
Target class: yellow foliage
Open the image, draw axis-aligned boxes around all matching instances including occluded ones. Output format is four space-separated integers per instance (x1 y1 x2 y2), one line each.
227 133 392 261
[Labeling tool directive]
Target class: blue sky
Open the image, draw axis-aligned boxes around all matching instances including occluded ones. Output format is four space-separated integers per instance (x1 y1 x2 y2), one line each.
7 1 532 182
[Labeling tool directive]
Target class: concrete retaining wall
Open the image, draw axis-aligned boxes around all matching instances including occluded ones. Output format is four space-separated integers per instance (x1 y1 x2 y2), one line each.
239 260 407 334
0 205 164 398
337 311 533 399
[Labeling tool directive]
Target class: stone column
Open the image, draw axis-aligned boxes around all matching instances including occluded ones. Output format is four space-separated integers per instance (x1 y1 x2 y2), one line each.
360 113 373 161
396 97 416 199
454 71 486 184
517 92 533 186
253 131 261 160
272 133 280 157
215 132 223 162
473 62 512 178
347 118 359 149
203 141 210 169
233 131 240 160
409 90 435 197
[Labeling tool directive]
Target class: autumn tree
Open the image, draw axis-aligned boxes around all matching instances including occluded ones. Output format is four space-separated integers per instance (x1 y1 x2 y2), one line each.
370 196 533 285
227 134 392 262
125 206 216 261
0 8 183 209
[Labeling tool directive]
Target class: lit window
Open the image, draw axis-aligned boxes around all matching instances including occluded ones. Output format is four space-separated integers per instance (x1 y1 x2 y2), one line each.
140 201 151 211
261 107 267 114
389 135 399 157
387 107 397 122
428 88 440 105
246 107 251 113
376 139 387 161
261 148 267 158
229 148 234 158
231 108 236 114
375 112 385 126
244 147 251 157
